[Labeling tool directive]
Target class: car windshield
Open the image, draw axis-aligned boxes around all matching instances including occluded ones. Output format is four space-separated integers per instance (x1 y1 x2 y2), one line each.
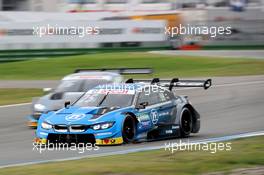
74 89 135 108
55 79 110 92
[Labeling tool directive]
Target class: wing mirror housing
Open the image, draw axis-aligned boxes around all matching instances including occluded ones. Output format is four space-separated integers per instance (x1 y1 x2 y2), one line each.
136 102 148 109
64 101 71 108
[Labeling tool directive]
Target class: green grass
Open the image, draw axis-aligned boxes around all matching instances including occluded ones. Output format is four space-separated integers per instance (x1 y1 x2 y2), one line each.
0 88 42 105
0 52 263 80
0 136 263 175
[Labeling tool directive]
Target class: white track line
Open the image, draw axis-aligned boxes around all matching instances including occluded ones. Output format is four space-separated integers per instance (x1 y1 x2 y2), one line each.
0 102 31 108
0 130 263 169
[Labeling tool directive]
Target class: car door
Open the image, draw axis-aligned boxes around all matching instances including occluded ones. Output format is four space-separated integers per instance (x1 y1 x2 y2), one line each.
135 89 153 131
136 88 166 127
156 89 176 125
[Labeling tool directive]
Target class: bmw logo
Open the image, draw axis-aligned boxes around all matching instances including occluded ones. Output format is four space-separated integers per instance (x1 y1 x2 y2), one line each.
65 114 86 122
150 109 159 125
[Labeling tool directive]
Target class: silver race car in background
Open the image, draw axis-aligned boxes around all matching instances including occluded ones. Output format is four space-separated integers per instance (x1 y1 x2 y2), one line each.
27 68 153 127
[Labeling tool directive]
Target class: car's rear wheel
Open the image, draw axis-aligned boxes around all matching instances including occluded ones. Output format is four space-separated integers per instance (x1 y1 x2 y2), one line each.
122 115 136 143
180 107 193 137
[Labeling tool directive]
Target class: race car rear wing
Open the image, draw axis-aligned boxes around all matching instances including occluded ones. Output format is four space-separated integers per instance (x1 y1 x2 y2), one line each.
74 68 153 75
165 78 212 90
126 78 212 90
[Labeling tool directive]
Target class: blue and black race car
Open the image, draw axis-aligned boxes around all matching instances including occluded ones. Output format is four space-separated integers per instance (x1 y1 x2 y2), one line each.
34 78 211 145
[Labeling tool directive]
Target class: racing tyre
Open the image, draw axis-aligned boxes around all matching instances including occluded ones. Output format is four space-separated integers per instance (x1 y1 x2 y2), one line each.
122 115 136 143
179 107 193 137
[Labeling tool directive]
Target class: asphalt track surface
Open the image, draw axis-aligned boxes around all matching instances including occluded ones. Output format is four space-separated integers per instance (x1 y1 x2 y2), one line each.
0 80 58 88
0 75 264 167
150 50 264 59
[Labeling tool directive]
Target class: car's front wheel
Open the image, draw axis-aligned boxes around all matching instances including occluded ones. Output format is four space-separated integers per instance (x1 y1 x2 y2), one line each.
122 115 136 143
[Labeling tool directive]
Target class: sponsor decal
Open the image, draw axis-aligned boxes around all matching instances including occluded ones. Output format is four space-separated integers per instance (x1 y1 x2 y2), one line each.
34 138 47 145
103 138 116 144
150 109 159 125
39 132 48 136
96 137 123 145
172 125 179 129
165 130 173 134
65 114 86 122
137 113 150 122
98 89 135 95
138 113 151 128
140 121 151 128
159 111 169 117
95 132 113 136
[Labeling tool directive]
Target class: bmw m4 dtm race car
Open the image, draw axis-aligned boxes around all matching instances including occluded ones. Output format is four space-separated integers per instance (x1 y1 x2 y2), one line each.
34 78 211 145
27 68 152 128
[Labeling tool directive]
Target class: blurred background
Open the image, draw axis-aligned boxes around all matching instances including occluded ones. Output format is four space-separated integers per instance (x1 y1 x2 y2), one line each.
0 1 263 173
0 0 263 59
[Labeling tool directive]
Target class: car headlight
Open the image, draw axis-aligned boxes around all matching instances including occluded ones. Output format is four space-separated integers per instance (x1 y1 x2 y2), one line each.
34 104 46 111
41 122 52 130
92 122 114 130
93 124 101 130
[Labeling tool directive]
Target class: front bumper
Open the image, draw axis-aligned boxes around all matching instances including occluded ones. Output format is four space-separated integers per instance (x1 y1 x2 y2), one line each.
35 124 123 145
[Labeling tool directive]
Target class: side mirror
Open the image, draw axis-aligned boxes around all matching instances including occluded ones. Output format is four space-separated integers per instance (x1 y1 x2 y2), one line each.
136 102 148 110
64 101 71 108
43 88 52 94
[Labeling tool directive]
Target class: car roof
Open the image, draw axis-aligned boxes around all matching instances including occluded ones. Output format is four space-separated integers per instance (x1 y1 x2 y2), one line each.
87 83 142 95
62 72 121 81
93 83 145 90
